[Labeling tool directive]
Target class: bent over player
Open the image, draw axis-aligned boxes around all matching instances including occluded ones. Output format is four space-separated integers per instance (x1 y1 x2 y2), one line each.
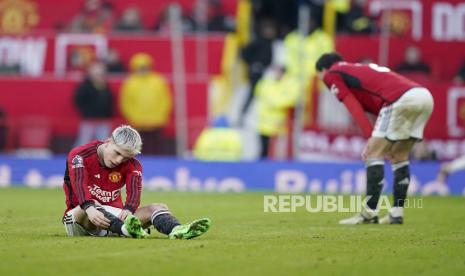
62 125 211 238
316 53 434 224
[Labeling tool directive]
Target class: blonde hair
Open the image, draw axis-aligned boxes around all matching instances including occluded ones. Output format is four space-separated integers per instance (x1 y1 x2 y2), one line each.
111 125 142 155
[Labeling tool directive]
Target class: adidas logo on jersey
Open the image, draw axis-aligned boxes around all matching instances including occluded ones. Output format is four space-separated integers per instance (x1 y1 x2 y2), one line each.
94 174 100 179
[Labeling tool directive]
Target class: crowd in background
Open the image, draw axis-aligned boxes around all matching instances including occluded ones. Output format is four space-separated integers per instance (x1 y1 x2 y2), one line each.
67 0 235 34
1 0 460 81
0 0 460 162
2 0 465 82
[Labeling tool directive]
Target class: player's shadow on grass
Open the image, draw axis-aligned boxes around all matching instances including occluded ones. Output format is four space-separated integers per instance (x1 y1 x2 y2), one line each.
49 233 175 240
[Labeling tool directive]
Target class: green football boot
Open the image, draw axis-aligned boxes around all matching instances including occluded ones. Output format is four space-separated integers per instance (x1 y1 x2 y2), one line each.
124 214 147 239
169 218 211 240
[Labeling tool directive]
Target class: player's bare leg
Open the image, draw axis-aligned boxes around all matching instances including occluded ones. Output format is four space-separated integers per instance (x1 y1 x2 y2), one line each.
363 137 393 210
135 203 173 229
70 207 101 233
380 139 417 224
69 205 146 238
340 137 392 225
135 203 211 239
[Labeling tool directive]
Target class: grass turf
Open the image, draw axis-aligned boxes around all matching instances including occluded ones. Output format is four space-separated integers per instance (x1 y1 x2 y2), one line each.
0 188 464 275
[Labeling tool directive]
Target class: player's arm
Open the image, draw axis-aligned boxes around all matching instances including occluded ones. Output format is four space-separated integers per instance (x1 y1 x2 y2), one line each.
123 161 143 214
68 155 94 209
341 93 373 138
324 72 373 138
68 154 110 227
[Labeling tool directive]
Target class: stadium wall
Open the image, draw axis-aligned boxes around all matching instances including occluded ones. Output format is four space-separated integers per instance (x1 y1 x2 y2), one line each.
0 155 462 195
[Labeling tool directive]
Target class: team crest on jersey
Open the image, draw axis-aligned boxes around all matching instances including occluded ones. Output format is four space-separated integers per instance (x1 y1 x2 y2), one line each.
108 171 122 183
71 155 84 169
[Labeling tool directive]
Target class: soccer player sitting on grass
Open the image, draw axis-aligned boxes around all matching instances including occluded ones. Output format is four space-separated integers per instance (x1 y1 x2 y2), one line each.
62 125 211 238
316 52 434 225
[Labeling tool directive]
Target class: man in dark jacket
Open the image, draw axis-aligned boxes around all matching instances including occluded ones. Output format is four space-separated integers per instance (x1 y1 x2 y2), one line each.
74 61 114 146
239 18 277 125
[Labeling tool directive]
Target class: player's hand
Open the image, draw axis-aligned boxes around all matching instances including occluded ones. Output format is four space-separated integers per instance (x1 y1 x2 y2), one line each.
118 209 132 221
361 145 368 161
85 206 110 228
330 84 339 95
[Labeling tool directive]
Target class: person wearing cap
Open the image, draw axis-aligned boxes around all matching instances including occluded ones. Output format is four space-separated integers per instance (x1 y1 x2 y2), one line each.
120 53 172 155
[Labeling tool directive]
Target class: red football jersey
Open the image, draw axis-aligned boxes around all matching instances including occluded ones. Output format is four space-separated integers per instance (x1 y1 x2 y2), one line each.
323 62 421 114
63 141 143 215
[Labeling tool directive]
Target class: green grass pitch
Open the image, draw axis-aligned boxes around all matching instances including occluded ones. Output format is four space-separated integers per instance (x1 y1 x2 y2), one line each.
1 188 464 275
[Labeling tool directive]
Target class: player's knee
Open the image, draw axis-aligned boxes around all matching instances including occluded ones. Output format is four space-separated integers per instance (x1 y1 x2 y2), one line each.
148 203 169 213
364 137 392 159
389 151 409 163
364 148 384 159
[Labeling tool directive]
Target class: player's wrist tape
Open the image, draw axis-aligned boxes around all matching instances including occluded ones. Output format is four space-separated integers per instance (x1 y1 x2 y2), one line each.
81 200 95 210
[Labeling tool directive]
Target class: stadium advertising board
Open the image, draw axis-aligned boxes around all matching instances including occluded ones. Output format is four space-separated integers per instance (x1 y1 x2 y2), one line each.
0 155 462 195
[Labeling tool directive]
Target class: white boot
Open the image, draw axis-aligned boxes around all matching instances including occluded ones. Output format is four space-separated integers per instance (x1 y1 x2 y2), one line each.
339 207 379 225
379 207 404 224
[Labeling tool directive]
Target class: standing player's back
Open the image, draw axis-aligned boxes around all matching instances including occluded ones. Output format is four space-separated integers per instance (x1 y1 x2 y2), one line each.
329 62 420 104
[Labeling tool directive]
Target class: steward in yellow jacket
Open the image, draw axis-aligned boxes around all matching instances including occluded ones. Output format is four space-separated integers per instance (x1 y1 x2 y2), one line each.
120 53 172 131
193 116 242 161
284 28 334 82
255 66 300 137
255 66 300 158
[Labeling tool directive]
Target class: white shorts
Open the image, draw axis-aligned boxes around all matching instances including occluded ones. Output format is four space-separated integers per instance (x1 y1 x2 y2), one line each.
372 87 434 141
63 205 122 237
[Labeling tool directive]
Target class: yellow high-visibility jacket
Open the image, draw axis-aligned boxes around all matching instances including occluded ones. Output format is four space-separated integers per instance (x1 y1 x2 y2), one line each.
193 127 243 161
284 29 334 80
120 72 172 130
255 73 300 136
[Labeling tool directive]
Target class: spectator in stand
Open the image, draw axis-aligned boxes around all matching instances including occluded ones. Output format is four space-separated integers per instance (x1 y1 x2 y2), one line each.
205 0 235 32
105 48 125 74
395 45 431 75
69 0 114 33
193 116 243 161
114 6 144 32
255 64 300 159
284 14 334 88
252 0 298 38
74 61 113 147
120 53 172 155
239 17 277 125
340 0 377 34
153 5 196 33
453 60 465 85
